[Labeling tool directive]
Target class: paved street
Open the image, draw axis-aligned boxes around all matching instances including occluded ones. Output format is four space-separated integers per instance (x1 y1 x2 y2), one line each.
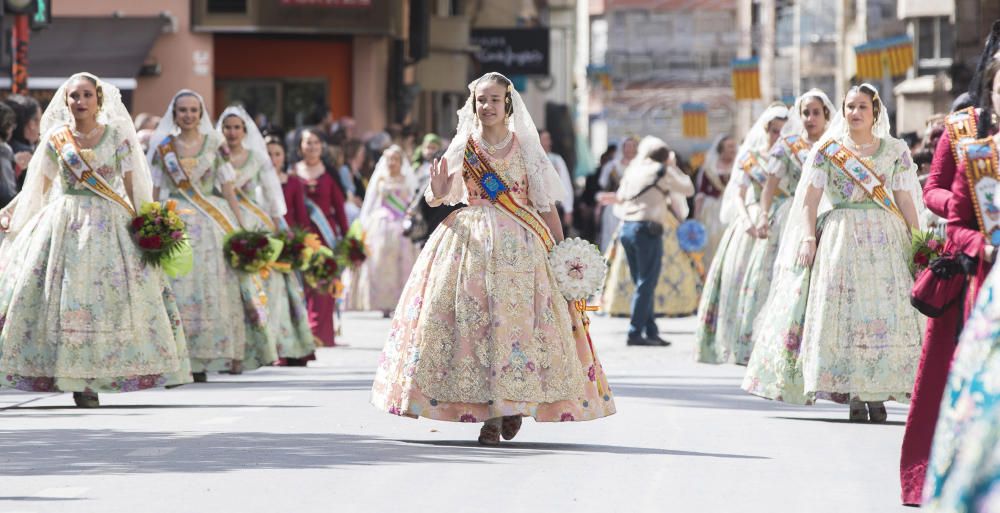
0 312 913 513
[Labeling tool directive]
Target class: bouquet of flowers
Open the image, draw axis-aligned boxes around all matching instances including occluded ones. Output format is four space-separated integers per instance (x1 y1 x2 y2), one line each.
129 200 193 277
223 229 284 275
547 237 608 301
303 246 346 296
910 228 945 275
273 228 323 272
337 221 367 267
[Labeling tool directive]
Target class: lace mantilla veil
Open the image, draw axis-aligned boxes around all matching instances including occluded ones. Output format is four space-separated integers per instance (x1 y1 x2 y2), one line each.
361 144 415 221
216 105 288 217
7 72 153 236
719 103 789 224
431 72 564 212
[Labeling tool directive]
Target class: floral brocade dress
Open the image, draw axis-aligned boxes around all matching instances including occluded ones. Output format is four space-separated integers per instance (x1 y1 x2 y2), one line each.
344 174 419 312
151 135 275 372
370 139 616 423
695 150 767 365
0 126 191 392
600 210 702 317
233 152 314 360
923 267 1000 511
734 140 805 362
744 138 921 404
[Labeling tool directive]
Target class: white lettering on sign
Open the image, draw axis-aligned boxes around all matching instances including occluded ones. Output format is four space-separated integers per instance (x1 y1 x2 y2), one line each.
478 48 546 67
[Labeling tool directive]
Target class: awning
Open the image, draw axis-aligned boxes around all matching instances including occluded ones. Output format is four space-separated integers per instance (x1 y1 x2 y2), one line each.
0 16 168 90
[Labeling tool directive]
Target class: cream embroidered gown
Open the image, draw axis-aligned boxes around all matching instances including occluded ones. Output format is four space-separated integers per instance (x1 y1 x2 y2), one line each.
743 137 922 404
150 134 276 372
344 174 419 312
0 126 191 392
370 138 616 423
233 151 314 360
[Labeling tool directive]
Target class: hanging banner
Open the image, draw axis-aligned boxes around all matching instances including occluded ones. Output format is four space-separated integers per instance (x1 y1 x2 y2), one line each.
731 57 761 101
855 35 914 80
682 102 708 139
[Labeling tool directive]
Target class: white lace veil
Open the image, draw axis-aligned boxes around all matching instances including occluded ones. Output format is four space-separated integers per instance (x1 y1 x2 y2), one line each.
719 103 789 224
8 72 152 236
146 89 219 188
437 72 564 211
216 105 287 217
360 144 414 221
783 89 836 141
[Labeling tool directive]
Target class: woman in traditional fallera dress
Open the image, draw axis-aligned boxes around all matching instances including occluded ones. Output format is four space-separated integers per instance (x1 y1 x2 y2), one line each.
370 72 615 445
148 90 274 380
218 106 314 365
695 103 788 365
695 135 737 263
599 138 702 319
0 73 191 407
900 28 1000 506
743 84 923 421
292 127 349 347
735 90 835 364
343 145 419 316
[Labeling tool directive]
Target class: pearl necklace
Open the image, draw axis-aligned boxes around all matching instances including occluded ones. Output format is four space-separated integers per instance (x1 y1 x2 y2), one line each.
846 136 876 151
478 130 513 155
71 124 101 140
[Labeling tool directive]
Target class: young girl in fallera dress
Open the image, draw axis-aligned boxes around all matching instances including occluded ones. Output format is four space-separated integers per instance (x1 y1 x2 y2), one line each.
0 73 191 407
370 72 615 445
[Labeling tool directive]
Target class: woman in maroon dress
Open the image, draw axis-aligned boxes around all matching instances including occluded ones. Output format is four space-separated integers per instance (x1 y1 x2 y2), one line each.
899 26 1000 505
265 134 308 229
290 128 348 347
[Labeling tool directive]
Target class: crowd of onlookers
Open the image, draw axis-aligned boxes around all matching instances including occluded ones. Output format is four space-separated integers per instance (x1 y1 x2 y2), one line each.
0 95 43 209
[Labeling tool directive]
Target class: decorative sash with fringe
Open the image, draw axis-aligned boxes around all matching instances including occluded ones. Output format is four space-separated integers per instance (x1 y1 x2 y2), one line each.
155 136 237 232
51 126 135 216
963 138 1000 245
781 134 812 170
740 150 789 197
945 107 979 167
819 140 904 221
305 197 338 248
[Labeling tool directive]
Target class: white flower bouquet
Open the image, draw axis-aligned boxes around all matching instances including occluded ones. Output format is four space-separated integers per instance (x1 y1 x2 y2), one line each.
548 237 608 301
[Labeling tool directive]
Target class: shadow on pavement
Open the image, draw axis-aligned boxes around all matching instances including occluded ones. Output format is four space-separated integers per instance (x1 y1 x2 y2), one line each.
3 404 312 411
0 497 83 502
610 382 861 413
398 439 769 459
0 429 574 475
771 416 906 426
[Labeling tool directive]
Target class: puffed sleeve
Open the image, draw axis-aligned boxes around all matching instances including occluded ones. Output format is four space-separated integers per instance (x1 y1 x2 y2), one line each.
148 149 171 201
214 148 236 188
114 135 134 175
891 143 919 191
766 143 789 178
806 149 829 190
527 156 565 212
40 140 60 180
924 134 956 217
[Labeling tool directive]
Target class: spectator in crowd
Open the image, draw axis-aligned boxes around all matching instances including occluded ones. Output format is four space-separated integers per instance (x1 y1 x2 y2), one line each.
4 94 40 190
574 144 616 244
539 129 574 233
0 102 17 208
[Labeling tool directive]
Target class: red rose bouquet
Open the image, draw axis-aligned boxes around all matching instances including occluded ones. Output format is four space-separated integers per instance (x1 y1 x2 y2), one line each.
337 221 367 267
223 229 283 275
910 228 945 275
274 228 323 272
128 200 193 277
303 246 346 296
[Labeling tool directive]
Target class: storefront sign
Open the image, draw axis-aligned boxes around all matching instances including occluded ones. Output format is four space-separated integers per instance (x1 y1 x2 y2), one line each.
470 28 549 77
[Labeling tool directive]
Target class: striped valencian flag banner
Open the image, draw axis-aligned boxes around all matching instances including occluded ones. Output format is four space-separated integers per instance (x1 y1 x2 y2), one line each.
855 35 914 80
731 57 761 100
682 102 708 138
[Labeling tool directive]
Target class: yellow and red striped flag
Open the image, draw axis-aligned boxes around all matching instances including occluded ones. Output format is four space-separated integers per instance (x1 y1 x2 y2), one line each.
682 102 709 139
731 58 761 101
855 35 914 80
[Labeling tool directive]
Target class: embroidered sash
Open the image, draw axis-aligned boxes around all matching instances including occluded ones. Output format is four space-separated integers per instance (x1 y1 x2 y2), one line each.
963 138 1000 245
155 136 237 233
236 189 276 231
463 136 555 251
945 107 979 167
382 191 407 220
50 126 135 216
304 197 338 248
781 134 812 169
740 150 790 198
819 140 904 221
